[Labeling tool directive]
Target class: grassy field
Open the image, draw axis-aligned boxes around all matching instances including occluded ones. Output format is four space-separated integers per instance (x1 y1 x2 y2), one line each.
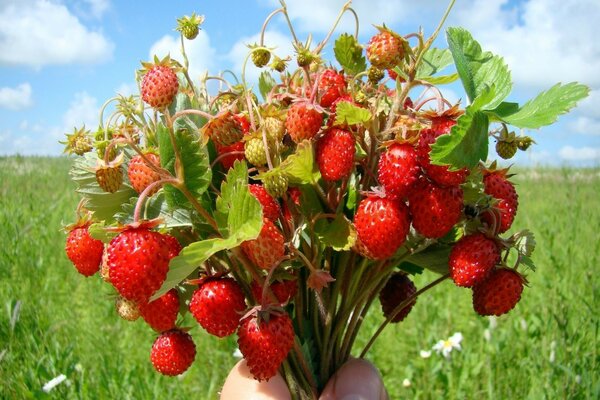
0 156 598 399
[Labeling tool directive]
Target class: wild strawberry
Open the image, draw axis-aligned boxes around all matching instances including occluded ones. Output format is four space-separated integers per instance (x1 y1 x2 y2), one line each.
449 233 500 288
285 102 323 143
95 158 124 193
128 153 162 195
61 126 92 155
189 277 246 337
216 141 246 170
496 139 518 160
250 45 271 68
244 136 268 167
377 143 420 200
282 187 301 223
202 111 244 147
175 13 204 40
417 128 468 187
251 278 298 305
65 223 104 277
262 172 289 199
472 268 524 316
140 59 179 110
354 196 411 260
139 289 180 332
162 234 182 260
249 184 281 221
107 226 171 303
318 69 346 107
367 66 384 84
408 178 463 239
481 170 518 234
366 28 404 70
115 296 140 321
379 273 417 323
241 218 286 269
316 128 356 182
150 329 196 376
237 309 295 381
327 95 361 129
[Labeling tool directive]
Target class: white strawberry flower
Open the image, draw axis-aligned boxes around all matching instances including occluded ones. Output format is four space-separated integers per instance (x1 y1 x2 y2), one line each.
433 332 463 358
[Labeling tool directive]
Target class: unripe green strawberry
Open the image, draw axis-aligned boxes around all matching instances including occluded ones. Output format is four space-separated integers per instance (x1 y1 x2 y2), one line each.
368 66 384 84
115 296 140 321
285 102 323 143
472 268 524 316
263 116 286 143
262 172 288 198
496 139 518 159
517 136 535 151
202 111 244 146
245 136 268 166
176 13 204 40
316 128 356 181
140 58 179 110
449 233 500 288
150 329 196 376
379 273 417 323
366 28 404 70
251 48 271 68
61 127 93 156
127 152 162 195
269 55 288 72
95 153 124 193
294 43 315 67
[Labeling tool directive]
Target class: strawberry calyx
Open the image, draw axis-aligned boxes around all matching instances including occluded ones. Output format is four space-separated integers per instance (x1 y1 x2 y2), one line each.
104 218 164 234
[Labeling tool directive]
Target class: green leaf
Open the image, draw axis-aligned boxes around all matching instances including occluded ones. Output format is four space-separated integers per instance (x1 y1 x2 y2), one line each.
419 73 459 85
88 222 117 243
157 123 212 209
416 48 454 78
279 141 319 184
486 101 519 122
314 215 356 251
334 101 372 126
401 244 451 275
334 33 367 76
115 192 193 229
397 262 424 275
446 27 512 109
501 82 590 129
214 161 263 238
258 71 277 101
69 152 137 223
519 255 536 272
513 229 536 257
430 106 490 169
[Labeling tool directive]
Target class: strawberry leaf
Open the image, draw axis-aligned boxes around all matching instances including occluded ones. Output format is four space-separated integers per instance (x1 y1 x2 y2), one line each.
334 33 366 76
314 214 357 251
334 101 371 126
500 82 590 129
258 71 276 101
400 244 451 275
116 192 193 229
447 27 512 110
416 48 454 79
279 140 319 184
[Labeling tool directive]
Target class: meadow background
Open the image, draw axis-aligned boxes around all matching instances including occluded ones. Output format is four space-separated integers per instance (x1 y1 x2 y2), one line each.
0 156 598 399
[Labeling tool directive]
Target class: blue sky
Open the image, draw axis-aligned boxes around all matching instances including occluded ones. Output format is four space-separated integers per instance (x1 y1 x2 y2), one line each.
0 0 598 166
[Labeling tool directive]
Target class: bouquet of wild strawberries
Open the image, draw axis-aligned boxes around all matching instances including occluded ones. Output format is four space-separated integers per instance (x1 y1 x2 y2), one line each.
62 1 588 398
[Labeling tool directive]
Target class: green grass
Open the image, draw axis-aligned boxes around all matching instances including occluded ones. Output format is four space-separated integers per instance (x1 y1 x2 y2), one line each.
0 157 598 399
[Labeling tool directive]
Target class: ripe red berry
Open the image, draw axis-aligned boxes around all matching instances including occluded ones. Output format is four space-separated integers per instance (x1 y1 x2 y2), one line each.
408 178 463 239
354 196 411 260
241 218 286 270
65 224 104 277
251 278 298 305
215 114 250 170
417 127 468 187
377 143 420 200
366 29 404 70
150 329 196 376
202 111 244 147
107 227 171 303
141 65 179 110
449 233 500 288
379 273 417 323
285 102 323 143
237 311 295 381
189 277 247 338
318 69 346 107
249 184 281 221
139 289 180 332
316 128 356 181
472 268 524 316
481 171 519 234
162 234 182 260
127 153 162 195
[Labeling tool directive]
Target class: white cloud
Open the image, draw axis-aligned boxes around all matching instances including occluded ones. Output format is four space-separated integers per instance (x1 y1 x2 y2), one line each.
82 0 110 19
115 82 138 97
62 92 100 130
149 30 217 81
0 83 33 110
0 0 114 68
558 146 600 162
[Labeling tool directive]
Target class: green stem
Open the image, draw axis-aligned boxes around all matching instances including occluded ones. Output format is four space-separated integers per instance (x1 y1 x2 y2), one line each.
278 0 300 45
179 34 197 97
314 1 354 54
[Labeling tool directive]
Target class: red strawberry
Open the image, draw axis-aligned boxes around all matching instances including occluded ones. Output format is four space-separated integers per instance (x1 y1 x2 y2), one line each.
377 143 420 200
316 128 356 181
150 329 196 376
249 184 281 221
65 223 104 277
215 114 250 170
241 218 286 270
237 310 295 381
408 178 463 239
318 69 346 107
202 111 244 146
107 227 171 303
379 273 417 323
139 289 180 332
327 94 356 129
354 196 410 260
128 153 162 195
141 63 179 110
251 278 298 305
366 28 404 70
162 234 182 259
449 233 500 288
282 187 302 223
285 102 323 143
417 128 469 187
472 268 524 316
481 170 519 234
189 277 247 338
